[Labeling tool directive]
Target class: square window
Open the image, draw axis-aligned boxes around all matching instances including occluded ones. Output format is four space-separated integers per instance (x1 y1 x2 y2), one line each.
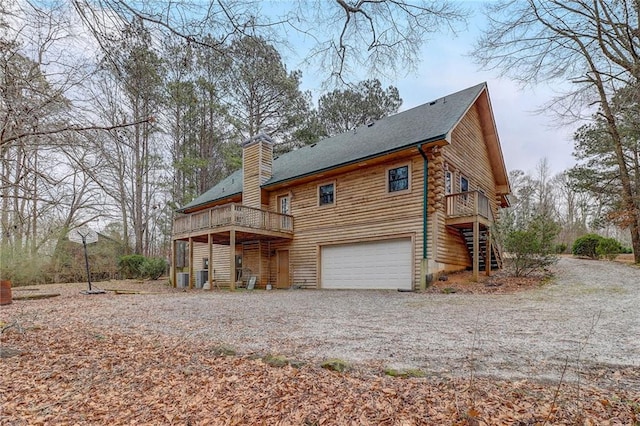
319 183 334 206
388 165 409 192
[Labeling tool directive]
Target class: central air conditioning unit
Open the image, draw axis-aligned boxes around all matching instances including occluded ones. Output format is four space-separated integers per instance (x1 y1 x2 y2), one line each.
195 270 208 289
177 272 189 288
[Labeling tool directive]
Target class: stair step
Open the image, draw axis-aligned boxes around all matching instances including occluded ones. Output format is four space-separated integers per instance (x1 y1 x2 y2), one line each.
457 226 502 270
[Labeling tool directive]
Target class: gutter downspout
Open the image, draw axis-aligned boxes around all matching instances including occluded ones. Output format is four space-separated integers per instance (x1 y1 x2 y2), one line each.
417 144 430 289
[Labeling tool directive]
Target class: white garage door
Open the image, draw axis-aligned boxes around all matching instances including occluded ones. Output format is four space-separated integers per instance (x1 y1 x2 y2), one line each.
321 238 412 290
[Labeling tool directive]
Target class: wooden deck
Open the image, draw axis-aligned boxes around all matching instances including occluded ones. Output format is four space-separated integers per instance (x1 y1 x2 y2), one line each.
172 203 294 241
445 191 493 227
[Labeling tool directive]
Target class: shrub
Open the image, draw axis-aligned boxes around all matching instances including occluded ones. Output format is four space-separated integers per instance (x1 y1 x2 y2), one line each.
554 243 568 254
572 234 603 259
621 246 633 254
501 215 560 277
118 254 146 278
0 246 50 286
139 257 167 280
596 237 623 261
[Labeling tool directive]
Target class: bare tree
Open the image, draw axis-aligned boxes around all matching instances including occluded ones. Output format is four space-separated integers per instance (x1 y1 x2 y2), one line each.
473 0 640 262
71 0 467 85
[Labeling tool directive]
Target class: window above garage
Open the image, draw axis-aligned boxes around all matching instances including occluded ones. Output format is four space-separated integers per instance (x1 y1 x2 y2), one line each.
387 164 410 193
318 181 335 206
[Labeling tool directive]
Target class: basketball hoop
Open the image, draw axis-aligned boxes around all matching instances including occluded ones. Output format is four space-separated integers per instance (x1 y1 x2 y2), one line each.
68 227 105 294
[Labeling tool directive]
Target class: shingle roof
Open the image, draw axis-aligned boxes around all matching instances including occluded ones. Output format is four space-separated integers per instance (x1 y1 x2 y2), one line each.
179 82 486 212
180 169 243 211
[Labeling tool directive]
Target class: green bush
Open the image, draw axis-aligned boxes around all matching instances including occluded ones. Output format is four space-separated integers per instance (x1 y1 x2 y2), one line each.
621 246 633 254
502 215 560 277
554 243 568 254
118 254 146 278
572 234 603 259
140 257 167 280
596 237 623 261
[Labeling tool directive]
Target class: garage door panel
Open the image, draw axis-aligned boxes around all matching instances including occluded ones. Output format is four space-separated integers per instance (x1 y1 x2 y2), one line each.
321 239 412 290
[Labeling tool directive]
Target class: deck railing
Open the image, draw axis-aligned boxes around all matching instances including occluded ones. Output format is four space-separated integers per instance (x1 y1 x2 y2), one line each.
445 191 493 221
173 203 294 235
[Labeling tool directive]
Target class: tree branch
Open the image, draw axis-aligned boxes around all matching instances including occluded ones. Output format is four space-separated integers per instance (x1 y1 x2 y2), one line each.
1 117 152 148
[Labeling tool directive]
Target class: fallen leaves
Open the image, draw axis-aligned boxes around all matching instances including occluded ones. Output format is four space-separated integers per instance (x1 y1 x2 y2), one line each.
1 324 638 425
426 269 547 294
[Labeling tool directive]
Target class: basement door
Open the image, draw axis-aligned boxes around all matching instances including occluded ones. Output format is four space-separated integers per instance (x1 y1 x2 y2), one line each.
320 238 412 290
276 250 290 289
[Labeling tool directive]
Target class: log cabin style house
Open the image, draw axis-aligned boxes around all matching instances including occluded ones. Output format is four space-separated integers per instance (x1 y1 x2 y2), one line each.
171 82 511 291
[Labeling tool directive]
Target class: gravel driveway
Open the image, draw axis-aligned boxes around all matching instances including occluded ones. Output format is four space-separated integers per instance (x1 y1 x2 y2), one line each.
4 257 640 389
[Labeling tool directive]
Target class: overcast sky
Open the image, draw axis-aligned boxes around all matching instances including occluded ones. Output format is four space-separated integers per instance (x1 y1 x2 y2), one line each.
289 2 579 177
393 29 579 177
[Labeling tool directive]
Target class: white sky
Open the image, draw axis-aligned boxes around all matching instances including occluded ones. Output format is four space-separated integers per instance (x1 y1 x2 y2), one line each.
288 2 580 177
393 37 579 177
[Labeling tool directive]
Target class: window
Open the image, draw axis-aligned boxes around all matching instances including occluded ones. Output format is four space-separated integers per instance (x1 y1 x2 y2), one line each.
388 165 409 192
318 182 335 206
444 170 452 195
278 194 290 215
460 175 469 193
203 257 209 270
277 194 291 230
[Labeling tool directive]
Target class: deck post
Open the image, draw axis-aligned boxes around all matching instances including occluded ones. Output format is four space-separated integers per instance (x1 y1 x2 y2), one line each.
188 237 194 289
485 228 491 276
229 229 236 290
171 239 177 288
472 219 480 281
473 191 479 216
208 233 214 290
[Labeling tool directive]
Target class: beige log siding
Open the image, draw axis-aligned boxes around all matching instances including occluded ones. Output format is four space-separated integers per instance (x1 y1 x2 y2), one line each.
267 152 426 289
243 139 273 210
436 102 500 269
260 242 273 287
192 242 232 286
192 243 209 271
242 145 260 208
240 241 261 286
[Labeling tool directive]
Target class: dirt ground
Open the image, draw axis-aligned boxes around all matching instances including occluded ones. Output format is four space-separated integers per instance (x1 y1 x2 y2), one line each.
1 256 639 424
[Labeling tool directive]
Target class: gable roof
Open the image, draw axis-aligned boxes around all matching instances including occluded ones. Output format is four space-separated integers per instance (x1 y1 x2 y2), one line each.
182 169 243 212
180 82 492 212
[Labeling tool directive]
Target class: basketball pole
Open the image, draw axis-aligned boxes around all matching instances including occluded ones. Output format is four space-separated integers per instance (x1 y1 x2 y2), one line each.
82 235 92 291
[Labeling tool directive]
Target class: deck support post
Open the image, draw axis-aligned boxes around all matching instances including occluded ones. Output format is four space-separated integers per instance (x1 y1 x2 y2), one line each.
472 219 480 281
171 239 177 288
208 233 214 290
229 230 236 290
188 237 194 289
485 228 491 277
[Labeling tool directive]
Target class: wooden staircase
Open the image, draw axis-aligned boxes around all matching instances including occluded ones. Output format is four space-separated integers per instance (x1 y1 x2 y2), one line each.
459 227 503 271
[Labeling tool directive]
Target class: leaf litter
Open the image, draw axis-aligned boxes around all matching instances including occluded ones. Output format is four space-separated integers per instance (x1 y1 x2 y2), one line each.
2 259 640 425
2 318 638 424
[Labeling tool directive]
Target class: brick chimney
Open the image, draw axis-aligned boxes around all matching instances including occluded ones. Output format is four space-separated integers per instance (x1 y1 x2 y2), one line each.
241 133 273 209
